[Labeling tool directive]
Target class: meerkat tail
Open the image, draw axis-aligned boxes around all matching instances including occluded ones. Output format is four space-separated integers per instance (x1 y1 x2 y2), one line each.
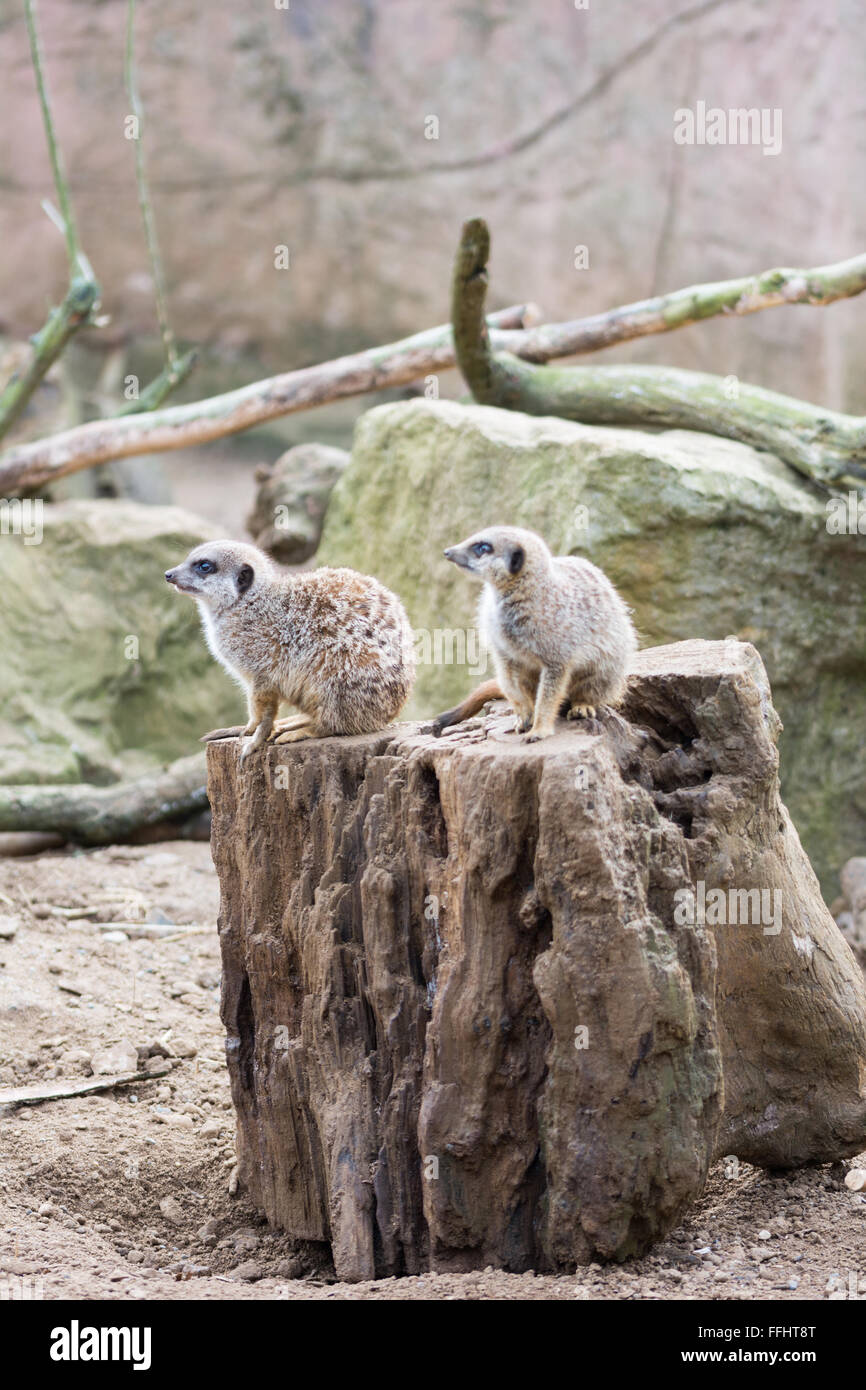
200 724 248 742
431 679 504 736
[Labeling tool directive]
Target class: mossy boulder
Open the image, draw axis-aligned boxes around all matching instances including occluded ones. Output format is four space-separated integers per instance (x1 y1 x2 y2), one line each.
0 500 245 785
318 399 865 893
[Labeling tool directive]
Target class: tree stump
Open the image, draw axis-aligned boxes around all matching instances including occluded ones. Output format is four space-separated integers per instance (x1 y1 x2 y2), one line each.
208 640 866 1279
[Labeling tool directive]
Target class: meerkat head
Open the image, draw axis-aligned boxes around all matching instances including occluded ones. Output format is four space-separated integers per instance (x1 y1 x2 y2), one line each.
165 540 274 614
443 526 550 589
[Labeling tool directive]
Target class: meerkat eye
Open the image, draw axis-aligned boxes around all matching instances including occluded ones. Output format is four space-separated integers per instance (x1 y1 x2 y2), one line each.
195 559 216 574
471 541 493 558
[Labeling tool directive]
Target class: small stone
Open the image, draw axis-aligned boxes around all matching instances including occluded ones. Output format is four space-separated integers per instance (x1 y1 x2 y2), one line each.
59 1048 92 1072
101 931 129 944
38 1201 57 1216
200 1118 224 1139
159 1196 185 1225
844 1168 866 1191
0 915 19 939
231 1260 262 1282
91 1039 138 1075
144 1057 172 1077
169 979 199 998
756 1228 772 1240
171 1039 198 1059
155 1110 194 1129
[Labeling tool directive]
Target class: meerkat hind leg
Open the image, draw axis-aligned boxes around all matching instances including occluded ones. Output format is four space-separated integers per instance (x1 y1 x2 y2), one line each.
271 713 312 736
273 721 317 745
567 703 597 721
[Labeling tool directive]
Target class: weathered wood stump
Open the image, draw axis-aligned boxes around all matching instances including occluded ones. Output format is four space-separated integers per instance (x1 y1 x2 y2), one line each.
208 640 866 1279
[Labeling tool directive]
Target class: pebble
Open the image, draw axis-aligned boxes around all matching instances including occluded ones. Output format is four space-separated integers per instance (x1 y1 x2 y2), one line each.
154 1110 194 1129
159 1196 185 1226
200 1118 224 1139
169 980 200 998
231 1260 263 1282
91 1039 138 1075
101 931 129 944
0 915 19 940
844 1168 866 1192
756 1229 772 1240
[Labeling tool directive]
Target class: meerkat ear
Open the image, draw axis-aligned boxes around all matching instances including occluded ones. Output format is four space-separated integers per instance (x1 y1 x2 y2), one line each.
508 545 525 575
237 563 254 594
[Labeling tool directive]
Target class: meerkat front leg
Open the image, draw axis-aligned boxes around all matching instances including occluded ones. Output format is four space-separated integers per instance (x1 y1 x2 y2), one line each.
239 689 279 761
498 659 537 734
525 666 570 743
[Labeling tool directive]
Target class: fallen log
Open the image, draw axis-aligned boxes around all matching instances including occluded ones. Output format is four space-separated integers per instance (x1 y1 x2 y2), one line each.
207 639 866 1278
0 753 208 846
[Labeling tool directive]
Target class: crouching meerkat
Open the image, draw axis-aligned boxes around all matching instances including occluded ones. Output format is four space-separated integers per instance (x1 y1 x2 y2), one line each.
165 541 415 757
433 526 636 742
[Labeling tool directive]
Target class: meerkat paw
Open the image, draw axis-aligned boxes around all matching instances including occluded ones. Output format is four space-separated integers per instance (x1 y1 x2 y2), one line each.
524 727 555 743
514 713 534 734
567 704 597 721
273 724 316 745
238 722 272 761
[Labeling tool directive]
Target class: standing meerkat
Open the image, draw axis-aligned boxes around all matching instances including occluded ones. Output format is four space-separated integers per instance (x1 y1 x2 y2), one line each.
433 526 637 742
165 541 415 757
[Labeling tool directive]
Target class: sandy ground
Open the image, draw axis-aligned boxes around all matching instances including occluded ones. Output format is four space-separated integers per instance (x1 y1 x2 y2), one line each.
0 840 864 1303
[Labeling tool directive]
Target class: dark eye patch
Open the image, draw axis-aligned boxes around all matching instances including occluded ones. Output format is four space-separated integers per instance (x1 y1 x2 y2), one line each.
471 541 493 558
195 559 217 575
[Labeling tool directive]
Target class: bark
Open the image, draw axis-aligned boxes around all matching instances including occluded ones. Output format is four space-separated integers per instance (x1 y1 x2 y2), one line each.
207 639 866 1278
0 306 533 494
0 753 208 845
452 218 866 488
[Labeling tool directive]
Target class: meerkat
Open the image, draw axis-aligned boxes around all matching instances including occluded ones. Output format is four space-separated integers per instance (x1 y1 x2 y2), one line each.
433 526 636 742
165 540 415 758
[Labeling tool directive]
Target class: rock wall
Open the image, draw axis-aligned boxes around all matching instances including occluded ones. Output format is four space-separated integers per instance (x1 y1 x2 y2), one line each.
208 640 866 1278
1 1 864 405
318 398 866 894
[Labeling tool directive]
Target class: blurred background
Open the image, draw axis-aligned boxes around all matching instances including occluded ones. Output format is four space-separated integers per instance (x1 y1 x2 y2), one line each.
1 0 864 527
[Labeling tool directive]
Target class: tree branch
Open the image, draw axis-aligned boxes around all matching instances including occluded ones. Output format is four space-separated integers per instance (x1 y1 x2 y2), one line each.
0 1 101 444
490 252 866 362
4 230 866 490
451 219 866 489
0 305 534 493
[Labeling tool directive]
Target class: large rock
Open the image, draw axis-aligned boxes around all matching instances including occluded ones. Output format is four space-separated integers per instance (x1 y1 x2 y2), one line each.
246 443 349 564
0 500 245 784
318 398 866 894
208 640 866 1278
